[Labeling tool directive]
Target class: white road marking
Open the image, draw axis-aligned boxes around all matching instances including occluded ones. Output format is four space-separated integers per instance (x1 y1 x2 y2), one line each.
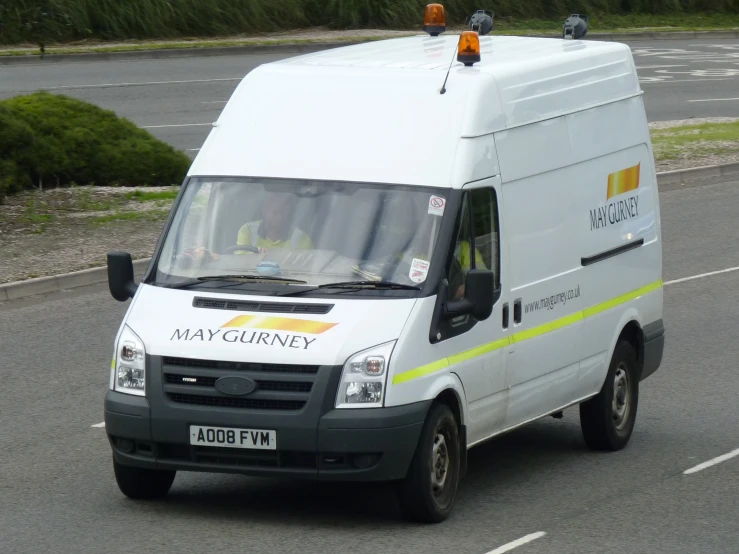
636 64 686 69
142 123 213 129
91 422 106 428
688 97 739 103
684 448 739 475
202 100 228 104
44 77 241 91
665 266 739 286
187 148 201 152
486 533 547 554
642 78 735 84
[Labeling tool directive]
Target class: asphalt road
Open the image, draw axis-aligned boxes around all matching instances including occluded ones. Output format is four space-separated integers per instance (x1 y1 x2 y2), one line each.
1 38 739 156
1 177 738 554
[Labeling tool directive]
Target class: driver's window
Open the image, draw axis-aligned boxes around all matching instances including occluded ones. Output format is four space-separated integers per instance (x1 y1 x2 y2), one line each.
471 187 500 290
446 187 499 300
447 193 472 300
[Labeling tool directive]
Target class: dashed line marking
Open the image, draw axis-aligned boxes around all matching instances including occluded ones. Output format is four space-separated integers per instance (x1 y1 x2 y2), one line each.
91 422 106 428
486 532 547 554
665 266 739 286
684 448 739 475
687 97 739 103
43 77 241 91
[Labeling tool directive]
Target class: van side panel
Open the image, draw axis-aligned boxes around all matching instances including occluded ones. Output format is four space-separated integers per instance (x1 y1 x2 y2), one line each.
498 182 584 428
567 96 662 397
496 118 585 429
494 96 662 427
573 142 662 397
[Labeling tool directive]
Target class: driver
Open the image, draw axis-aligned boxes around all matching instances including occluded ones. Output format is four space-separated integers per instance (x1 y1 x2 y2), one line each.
235 191 313 254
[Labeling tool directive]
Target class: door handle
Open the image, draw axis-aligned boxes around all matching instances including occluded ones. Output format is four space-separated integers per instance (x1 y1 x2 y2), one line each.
513 299 522 325
502 303 509 329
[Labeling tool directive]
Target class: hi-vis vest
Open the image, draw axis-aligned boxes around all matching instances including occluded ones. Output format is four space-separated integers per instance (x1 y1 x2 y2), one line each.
245 221 307 249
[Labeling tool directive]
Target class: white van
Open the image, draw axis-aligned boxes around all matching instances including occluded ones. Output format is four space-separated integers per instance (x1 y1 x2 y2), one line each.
104 18 665 523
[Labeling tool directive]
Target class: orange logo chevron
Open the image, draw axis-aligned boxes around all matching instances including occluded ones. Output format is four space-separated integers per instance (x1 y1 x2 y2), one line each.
607 163 641 200
221 315 337 335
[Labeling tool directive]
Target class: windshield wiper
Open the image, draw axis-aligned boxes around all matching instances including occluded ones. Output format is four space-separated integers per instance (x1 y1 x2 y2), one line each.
281 280 422 296
160 275 308 289
319 280 422 290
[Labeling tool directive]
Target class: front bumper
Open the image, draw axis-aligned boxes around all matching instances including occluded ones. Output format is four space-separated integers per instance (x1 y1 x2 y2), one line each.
105 390 431 482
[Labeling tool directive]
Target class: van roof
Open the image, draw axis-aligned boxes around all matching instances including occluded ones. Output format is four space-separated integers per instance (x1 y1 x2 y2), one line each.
189 34 641 187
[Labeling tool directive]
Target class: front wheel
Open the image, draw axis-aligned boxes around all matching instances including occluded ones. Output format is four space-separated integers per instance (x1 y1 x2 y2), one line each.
579 340 640 451
397 403 461 523
113 459 176 500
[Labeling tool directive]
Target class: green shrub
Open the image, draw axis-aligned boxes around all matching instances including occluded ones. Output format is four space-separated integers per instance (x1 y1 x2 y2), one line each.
0 92 191 203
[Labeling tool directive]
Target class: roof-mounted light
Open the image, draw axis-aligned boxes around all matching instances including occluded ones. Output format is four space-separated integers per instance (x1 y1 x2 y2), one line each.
423 4 446 36
457 31 481 66
468 10 494 36
563 14 589 40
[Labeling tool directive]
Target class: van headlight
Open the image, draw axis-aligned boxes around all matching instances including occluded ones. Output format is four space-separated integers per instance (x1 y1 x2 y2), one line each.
335 341 395 409
113 325 146 396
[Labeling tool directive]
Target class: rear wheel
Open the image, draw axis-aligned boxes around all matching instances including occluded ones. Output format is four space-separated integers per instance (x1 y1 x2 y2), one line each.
580 340 639 451
113 459 176 500
397 403 461 523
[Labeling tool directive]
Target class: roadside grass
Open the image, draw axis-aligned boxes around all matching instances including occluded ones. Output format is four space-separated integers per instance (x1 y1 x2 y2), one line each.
651 121 739 162
2 13 739 57
124 189 179 202
89 209 171 225
0 186 177 237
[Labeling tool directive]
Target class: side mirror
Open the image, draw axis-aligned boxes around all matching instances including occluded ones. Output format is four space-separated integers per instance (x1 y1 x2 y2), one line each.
107 251 139 302
444 269 495 321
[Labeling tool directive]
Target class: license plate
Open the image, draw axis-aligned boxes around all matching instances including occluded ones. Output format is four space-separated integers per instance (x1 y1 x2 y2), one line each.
189 425 277 450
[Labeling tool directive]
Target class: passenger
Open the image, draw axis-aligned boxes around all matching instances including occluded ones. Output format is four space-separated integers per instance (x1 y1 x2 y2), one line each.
235 191 313 254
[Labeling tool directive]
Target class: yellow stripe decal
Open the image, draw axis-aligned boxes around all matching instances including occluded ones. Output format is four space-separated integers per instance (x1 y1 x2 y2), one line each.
447 338 510 366
221 315 337 335
393 358 450 385
392 280 662 385
511 311 584 345
583 280 662 319
607 163 641 200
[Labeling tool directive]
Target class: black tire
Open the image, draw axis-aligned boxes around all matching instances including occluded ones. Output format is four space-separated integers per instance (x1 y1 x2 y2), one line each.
580 340 640 451
397 403 461 523
113 459 176 500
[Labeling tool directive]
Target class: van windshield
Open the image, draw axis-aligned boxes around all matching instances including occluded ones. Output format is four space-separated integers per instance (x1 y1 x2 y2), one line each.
153 177 449 294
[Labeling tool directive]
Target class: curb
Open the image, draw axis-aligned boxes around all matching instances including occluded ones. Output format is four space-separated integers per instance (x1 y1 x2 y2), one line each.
657 161 739 185
1 29 738 65
0 259 151 303
1 161 738 303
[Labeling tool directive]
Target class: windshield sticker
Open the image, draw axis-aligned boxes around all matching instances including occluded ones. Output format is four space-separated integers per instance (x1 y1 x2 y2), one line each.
428 195 446 216
169 316 337 351
410 258 430 284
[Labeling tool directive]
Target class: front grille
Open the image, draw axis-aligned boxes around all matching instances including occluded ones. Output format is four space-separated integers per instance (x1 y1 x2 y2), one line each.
161 356 320 411
165 373 313 393
193 297 333 315
167 393 305 411
163 356 319 374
